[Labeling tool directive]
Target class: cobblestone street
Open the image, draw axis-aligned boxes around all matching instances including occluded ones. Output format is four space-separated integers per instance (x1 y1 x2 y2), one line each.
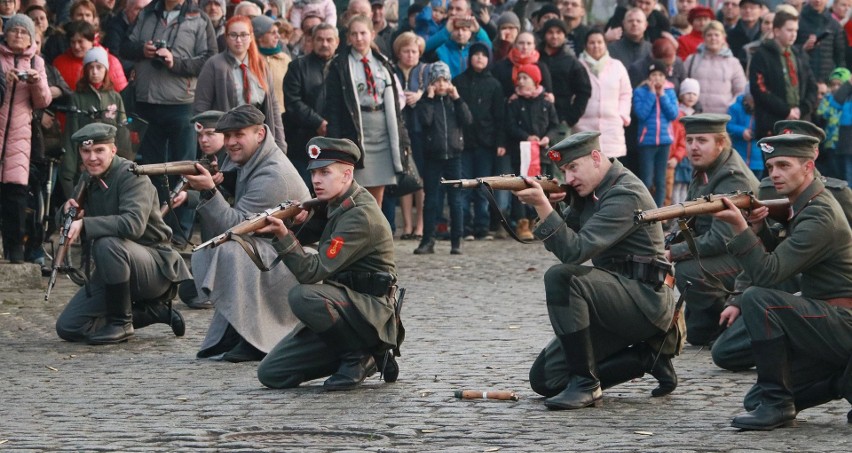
1 239 849 451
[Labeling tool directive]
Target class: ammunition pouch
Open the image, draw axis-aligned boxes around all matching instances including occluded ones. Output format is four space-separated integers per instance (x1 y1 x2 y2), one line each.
618 255 674 290
328 271 397 298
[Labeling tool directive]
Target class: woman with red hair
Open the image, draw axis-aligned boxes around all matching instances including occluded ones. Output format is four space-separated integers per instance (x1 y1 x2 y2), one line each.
194 15 285 150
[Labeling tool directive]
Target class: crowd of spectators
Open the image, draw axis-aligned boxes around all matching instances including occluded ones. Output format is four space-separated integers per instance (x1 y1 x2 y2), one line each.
1 0 850 262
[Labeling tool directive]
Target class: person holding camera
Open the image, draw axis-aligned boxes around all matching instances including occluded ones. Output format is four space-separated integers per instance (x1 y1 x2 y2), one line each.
120 0 217 247
0 14 52 263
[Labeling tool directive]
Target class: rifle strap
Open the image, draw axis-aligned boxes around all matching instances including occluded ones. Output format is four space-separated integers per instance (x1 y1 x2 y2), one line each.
676 219 737 296
479 183 538 244
230 233 282 272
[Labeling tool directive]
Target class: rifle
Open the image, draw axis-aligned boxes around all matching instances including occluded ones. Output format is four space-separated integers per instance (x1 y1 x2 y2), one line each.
45 174 90 301
160 177 188 216
128 157 218 176
633 192 790 225
193 198 323 251
441 174 568 193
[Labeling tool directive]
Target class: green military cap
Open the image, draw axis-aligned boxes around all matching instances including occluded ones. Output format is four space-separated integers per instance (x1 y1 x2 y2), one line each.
215 104 266 132
190 110 226 131
773 120 826 143
71 122 117 149
679 113 731 135
306 136 362 170
758 133 819 160
546 131 601 167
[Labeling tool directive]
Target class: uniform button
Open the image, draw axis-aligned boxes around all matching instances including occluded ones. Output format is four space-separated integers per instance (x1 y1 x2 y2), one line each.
540 228 551 235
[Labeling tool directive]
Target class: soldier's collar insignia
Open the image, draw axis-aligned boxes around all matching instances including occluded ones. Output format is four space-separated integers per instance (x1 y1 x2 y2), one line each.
547 149 561 162
308 144 322 159
760 143 774 154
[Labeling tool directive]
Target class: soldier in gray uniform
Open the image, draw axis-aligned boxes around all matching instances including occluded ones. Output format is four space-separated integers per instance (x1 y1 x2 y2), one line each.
55 123 191 345
515 132 677 410
667 114 759 346
256 137 402 391
713 133 852 430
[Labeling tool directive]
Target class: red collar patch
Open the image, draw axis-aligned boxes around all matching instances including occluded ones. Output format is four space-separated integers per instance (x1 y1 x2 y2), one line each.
326 236 345 259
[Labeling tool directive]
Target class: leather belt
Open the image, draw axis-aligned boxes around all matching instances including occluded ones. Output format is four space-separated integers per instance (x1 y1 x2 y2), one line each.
826 298 852 309
360 104 385 112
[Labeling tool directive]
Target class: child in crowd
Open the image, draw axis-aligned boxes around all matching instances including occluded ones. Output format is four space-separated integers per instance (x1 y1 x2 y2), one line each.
455 42 505 241
634 59 679 207
728 84 762 179
505 63 558 241
414 62 473 255
666 79 701 204
416 0 449 41
817 67 851 179
289 0 337 29
435 17 474 78
59 47 130 199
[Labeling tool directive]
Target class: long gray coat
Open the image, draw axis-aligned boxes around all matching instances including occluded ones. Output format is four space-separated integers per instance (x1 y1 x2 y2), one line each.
193 125 310 354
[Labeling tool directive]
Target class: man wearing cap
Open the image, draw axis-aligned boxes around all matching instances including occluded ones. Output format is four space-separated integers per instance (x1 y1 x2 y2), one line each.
713 119 852 371
186 105 311 363
667 113 758 347
538 18 591 135
712 133 852 430
256 136 401 391
727 0 765 69
492 10 519 62
515 131 678 410
55 123 191 345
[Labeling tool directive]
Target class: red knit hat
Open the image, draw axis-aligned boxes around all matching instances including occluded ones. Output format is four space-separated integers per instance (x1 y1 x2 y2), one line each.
514 64 542 86
687 6 714 23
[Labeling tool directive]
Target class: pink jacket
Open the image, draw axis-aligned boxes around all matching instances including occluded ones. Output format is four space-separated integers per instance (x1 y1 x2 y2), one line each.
574 56 632 158
0 43 52 185
684 46 747 115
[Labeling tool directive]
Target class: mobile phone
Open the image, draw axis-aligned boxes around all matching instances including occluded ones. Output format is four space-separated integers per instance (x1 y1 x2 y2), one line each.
815 31 831 43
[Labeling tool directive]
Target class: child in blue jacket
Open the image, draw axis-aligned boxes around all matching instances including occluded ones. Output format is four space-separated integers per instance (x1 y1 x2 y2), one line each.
633 60 679 207
728 87 763 179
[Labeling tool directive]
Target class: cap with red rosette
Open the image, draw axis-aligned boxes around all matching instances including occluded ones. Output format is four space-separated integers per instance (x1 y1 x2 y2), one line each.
546 131 601 168
306 136 362 170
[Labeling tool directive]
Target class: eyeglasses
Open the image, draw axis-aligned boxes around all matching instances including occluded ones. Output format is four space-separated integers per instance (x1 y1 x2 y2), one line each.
227 32 252 40
6 28 30 36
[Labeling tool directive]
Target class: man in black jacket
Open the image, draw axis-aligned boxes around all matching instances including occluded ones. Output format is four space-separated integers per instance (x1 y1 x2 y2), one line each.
538 19 591 136
749 10 818 139
283 23 339 186
727 0 764 70
796 0 847 84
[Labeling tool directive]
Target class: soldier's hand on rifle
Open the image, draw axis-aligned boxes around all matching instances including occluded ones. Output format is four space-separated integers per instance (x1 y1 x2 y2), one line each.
293 210 310 224
63 198 81 215
184 163 216 191
256 216 289 240
745 205 768 234
67 219 84 244
711 197 749 234
172 191 188 209
514 176 554 220
211 171 224 186
719 305 740 327
548 191 566 203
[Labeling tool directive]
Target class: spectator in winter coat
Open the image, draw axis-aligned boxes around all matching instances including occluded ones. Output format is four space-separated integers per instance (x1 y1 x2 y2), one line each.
677 5 714 61
684 21 747 115
633 59 679 207
727 87 763 179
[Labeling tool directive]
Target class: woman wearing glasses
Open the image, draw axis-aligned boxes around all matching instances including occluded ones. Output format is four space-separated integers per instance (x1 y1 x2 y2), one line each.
194 16 286 151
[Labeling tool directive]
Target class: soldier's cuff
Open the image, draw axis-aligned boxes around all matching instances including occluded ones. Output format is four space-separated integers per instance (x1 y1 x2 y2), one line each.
726 229 761 256
533 210 564 240
668 242 691 261
272 232 300 255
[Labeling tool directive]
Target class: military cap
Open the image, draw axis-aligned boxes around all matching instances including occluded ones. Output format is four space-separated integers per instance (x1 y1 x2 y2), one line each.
680 113 731 135
190 110 226 131
215 104 266 132
306 137 362 170
546 131 601 167
773 120 826 143
758 133 819 160
72 123 117 148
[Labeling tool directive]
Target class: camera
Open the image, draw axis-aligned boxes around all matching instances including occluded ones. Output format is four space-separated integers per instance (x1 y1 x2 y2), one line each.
16 71 29 81
151 40 169 69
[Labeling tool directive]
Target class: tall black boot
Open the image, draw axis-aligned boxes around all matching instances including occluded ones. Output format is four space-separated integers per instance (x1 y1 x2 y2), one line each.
413 238 435 255
88 282 134 345
132 301 185 337
597 347 645 390
640 343 678 397
316 323 377 391
544 329 603 410
731 337 797 430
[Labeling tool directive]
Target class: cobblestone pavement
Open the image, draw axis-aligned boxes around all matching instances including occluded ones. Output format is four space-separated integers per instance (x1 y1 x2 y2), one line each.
1 239 850 452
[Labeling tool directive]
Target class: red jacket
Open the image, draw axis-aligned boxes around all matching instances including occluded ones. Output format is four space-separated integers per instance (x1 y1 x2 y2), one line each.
53 46 128 93
677 29 704 62
669 110 687 162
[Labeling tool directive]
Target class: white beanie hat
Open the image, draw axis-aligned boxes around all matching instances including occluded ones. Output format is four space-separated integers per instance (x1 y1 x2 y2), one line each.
680 78 700 97
83 47 110 70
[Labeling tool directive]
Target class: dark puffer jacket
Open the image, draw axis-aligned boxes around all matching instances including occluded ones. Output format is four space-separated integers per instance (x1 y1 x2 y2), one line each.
454 65 505 150
417 94 473 160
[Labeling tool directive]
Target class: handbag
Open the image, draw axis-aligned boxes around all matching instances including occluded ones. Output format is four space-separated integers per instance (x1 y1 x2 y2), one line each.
385 146 422 197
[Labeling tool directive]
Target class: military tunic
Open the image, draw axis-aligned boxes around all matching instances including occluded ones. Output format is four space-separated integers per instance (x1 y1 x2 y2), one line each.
257 181 399 388
55 156 191 341
528 159 676 396
193 126 310 356
669 147 758 345
728 178 852 403
758 172 852 227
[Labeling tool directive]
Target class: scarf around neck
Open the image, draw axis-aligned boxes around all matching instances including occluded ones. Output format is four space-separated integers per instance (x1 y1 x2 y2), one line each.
579 51 609 77
259 43 283 56
508 47 540 88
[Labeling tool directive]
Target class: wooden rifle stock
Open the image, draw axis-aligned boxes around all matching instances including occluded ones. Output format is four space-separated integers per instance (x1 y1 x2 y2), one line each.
45 174 90 301
441 175 567 193
129 158 218 176
193 198 322 251
634 192 790 224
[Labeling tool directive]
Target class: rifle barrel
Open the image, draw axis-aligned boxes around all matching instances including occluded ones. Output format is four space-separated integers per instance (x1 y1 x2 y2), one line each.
129 160 212 176
193 199 321 251
634 194 789 224
441 176 566 193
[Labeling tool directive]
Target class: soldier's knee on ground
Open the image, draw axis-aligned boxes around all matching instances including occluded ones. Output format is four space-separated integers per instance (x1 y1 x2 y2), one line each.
529 348 561 397
711 320 755 371
257 360 304 389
